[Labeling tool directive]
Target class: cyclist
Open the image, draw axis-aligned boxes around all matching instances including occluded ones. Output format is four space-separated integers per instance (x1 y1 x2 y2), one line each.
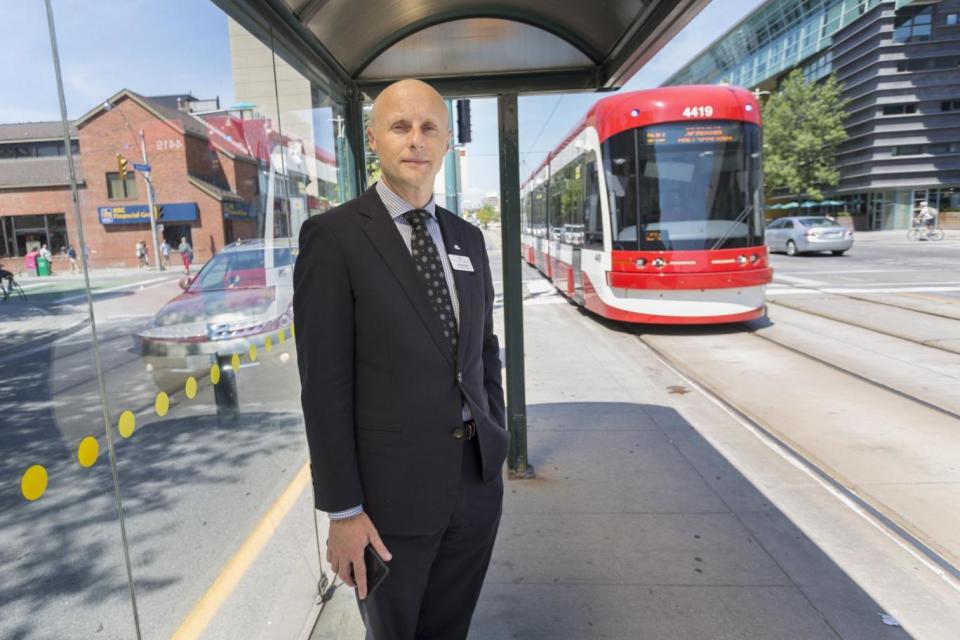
915 200 938 232
0 262 15 301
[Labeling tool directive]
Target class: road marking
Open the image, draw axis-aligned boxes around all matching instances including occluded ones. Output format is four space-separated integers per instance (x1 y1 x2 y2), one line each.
773 274 828 286
171 463 310 640
768 285 960 296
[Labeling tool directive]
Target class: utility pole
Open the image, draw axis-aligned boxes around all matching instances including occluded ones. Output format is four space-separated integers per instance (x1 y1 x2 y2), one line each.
138 130 163 271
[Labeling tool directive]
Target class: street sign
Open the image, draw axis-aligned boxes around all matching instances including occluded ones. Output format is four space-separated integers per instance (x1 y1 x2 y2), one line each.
133 163 151 172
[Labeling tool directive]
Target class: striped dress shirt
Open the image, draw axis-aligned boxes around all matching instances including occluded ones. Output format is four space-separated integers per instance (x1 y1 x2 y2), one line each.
328 181 471 521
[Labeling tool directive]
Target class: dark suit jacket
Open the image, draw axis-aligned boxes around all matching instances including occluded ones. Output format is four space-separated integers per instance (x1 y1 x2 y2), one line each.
293 185 508 536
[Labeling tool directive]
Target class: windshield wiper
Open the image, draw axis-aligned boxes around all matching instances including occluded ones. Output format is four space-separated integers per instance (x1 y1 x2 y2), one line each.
710 204 753 251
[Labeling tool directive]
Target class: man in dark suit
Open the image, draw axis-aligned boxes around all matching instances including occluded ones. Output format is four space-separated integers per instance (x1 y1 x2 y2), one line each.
293 78 507 639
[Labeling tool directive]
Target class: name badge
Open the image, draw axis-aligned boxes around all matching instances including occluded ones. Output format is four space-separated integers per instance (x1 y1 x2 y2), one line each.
448 254 474 272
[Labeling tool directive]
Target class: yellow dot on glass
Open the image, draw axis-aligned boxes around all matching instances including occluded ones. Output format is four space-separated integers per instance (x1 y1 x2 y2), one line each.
210 364 221 385
21 465 48 501
185 376 197 399
265 336 272 352
78 436 99 468
155 392 169 417
249 344 257 362
231 354 240 371
118 410 136 438
278 330 286 344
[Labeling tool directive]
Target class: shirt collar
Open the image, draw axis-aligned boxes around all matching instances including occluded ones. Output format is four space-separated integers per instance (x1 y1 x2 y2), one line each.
376 180 437 221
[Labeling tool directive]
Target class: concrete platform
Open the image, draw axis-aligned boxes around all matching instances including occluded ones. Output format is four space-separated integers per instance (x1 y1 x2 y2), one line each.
310 265 960 638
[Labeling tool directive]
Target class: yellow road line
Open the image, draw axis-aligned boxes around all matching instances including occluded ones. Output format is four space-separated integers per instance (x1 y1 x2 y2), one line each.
171 462 311 640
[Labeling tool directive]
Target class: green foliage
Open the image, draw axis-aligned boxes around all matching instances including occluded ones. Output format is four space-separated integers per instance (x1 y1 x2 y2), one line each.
476 205 499 227
762 70 849 200
363 109 381 184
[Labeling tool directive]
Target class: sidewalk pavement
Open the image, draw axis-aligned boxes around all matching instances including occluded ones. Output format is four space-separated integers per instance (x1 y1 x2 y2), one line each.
310 265 960 639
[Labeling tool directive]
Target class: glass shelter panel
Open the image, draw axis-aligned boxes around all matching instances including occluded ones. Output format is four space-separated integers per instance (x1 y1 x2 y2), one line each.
0 2 356 638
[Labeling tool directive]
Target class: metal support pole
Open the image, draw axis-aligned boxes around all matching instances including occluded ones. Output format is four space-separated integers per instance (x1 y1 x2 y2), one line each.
345 91 368 196
139 131 162 271
497 93 534 480
444 100 459 213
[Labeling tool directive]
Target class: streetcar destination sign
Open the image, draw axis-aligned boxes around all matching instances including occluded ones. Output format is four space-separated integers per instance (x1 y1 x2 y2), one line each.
645 123 740 146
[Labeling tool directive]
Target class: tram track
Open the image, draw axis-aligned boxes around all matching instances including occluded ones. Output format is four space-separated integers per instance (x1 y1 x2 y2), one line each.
739 322 960 423
766 294 960 356
634 328 960 585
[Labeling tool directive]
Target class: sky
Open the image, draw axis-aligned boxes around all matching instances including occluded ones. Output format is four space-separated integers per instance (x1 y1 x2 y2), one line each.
2 0 764 208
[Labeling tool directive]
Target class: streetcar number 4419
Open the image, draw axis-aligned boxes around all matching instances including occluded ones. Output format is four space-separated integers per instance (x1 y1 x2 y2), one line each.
682 106 713 118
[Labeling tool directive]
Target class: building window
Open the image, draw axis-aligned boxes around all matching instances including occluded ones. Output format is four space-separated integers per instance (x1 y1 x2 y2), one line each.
891 145 924 156
882 104 917 116
106 172 137 199
947 13 958 26
897 57 960 72
0 140 79 159
942 100 960 112
893 5 934 43
928 142 960 154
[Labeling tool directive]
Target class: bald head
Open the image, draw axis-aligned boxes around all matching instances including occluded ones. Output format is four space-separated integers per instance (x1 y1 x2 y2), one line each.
366 78 451 207
369 79 448 131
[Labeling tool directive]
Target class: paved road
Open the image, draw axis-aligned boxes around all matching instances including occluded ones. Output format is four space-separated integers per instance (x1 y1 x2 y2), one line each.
637 235 960 579
0 270 317 640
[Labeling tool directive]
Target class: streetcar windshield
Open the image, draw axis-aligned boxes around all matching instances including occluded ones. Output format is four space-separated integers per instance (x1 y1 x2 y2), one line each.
603 121 764 251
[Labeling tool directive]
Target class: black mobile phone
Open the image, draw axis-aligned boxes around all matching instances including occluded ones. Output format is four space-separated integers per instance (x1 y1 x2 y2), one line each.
351 545 390 596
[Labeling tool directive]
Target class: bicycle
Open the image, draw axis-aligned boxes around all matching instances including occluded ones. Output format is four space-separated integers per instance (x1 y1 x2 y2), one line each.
1 274 26 302
906 221 944 241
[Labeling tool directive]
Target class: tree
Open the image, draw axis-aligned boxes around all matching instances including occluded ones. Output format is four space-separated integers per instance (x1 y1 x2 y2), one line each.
476 204 499 228
762 69 849 201
363 109 381 184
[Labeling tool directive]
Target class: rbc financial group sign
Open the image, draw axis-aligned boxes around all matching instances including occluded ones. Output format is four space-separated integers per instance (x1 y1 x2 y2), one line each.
98 203 199 225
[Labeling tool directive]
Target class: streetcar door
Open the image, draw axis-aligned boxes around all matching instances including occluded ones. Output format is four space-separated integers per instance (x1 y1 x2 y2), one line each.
573 159 598 303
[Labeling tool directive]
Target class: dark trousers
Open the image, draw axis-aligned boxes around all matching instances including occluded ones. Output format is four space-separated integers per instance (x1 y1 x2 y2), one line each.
358 436 503 640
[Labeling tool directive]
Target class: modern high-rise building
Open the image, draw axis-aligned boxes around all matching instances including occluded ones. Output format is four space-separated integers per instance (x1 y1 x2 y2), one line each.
665 0 960 229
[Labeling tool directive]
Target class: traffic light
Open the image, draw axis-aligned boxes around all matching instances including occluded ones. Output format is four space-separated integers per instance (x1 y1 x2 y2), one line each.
153 205 164 220
117 154 129 179
456 99 471 144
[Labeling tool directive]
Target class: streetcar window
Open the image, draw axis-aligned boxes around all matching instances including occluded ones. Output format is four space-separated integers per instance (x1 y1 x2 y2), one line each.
604 129 639 250
583 156 603 250
601 121 764 251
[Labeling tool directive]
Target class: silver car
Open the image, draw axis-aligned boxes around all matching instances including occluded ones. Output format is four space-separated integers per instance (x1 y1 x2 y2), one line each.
765 216 854 256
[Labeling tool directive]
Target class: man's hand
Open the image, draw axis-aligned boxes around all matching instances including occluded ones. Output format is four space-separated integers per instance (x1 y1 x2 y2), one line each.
327 512 392 599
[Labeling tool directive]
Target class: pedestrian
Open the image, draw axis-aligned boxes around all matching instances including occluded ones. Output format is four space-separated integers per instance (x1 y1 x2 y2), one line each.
160 239 171 270
135 240 146 269
178 237 193 274
23 247 39 276
293 78 506 640
67 245 79 273
39 244 53 274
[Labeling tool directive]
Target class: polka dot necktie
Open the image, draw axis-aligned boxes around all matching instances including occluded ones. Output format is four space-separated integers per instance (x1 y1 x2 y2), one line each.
404 209 458 357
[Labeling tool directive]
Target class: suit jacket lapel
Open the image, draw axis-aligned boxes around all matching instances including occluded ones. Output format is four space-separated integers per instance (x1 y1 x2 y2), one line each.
436 208 473 366
359 187 455 368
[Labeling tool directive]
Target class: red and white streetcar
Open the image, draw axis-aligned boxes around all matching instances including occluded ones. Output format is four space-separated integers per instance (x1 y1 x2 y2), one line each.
520 85 771 324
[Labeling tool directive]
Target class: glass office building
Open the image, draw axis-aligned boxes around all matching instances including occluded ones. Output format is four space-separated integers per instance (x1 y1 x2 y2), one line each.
666 0 960 230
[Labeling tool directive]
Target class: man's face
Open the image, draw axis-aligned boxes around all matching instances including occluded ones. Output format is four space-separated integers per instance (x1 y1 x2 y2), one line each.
367 82 450 195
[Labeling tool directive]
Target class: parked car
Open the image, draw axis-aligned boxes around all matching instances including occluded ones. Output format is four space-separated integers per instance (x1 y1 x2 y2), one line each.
136 239 297 415
765 216 853 256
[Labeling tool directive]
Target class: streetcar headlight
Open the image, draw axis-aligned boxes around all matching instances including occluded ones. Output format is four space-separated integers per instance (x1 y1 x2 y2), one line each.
651 257 666 269
750 253 759 264
634 258 647 268
630 109 640 117
736 255 748 266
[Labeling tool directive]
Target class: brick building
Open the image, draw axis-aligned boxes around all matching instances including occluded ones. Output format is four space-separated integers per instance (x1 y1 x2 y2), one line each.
0 89 263 270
